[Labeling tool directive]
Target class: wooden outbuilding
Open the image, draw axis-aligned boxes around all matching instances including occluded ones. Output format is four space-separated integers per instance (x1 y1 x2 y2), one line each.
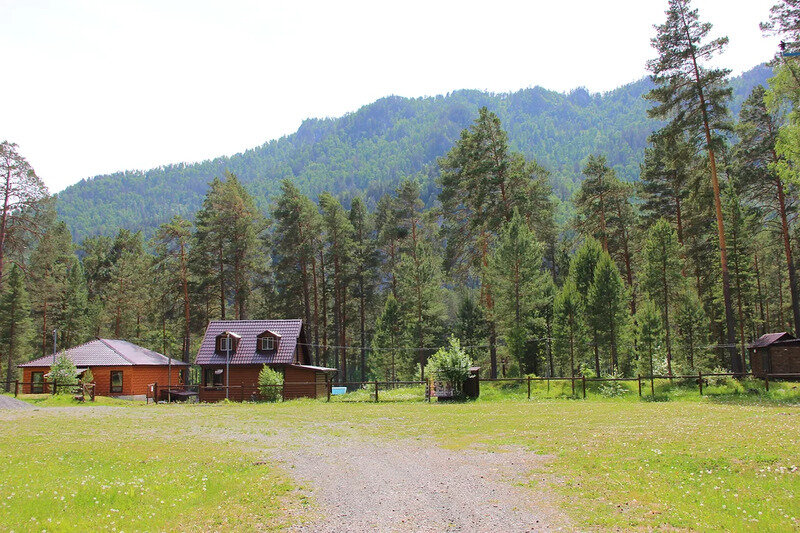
748 332 800 377
195 319 337 401
18 339 188 397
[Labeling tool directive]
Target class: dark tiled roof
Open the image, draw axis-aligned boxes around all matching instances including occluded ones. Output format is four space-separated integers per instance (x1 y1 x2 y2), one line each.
19 339 189 367
195 320 303 365
749 332 796 349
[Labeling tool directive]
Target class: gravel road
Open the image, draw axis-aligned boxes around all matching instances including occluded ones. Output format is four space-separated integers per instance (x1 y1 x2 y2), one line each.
0 395 32 409
263 432 570 532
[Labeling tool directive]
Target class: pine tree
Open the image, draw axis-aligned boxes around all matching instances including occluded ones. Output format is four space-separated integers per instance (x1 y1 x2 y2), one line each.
646 0 739 372
395 230 444 381
319 193 354 382
271 180 322 362
587 253 629 375
371 294 405 381
61 257 89 348
568 238 603 374
635 299 664 381
553 279 580 391
641 218 685 376
486 209 549 374
28 222 74 356
349 197 380 382
676 289 710 371
439 107 554 378
0 265 32 390
0 142 49 288
735 85 800 334
454 291 489 371
153 216 193 361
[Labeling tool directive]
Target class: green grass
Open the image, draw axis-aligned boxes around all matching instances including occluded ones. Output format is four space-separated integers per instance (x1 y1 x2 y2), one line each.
7 393 142 407
0 405 297 532
2 388 799 531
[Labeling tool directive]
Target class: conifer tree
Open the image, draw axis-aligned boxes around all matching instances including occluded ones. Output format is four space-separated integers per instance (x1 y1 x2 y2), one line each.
319 192 354 381
735 85 800 334
676 290 710 370
61 257 89 348
439 107 554 378
553 279 580 390
587 253 629 375
0 142 49 288
371 294 405 381
635 299 664 380
28 222 74 356
153 216 193 360
454 291 489 369
568 238 603 374
0 265 32 389
646 0 739 372
487 209 548 374
641 218 684 376
349 197 380 382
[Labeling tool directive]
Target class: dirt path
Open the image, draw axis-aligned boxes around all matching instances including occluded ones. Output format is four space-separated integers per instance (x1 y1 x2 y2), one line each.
262 432 570 532
0 395 32 409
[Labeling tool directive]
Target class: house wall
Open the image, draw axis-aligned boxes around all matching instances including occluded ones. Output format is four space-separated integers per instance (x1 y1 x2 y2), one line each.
768 345 800 375
21 366 183 396
197 364 324 401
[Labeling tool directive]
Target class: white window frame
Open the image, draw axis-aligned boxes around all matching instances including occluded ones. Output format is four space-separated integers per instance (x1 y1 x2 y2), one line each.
219 336 232 352
261 337 274 351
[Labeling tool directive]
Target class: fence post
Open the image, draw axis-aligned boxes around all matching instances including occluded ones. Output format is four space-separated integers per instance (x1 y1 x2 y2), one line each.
527 376 531 400
153 382 158 403
240 381 245 402
698 372 703 396
327 378 331 402
374 380 379 403
650 375 655 397
637 375 642 397
582 375 586 399
52 380 57 396
14 380 18 398
765 374 769 392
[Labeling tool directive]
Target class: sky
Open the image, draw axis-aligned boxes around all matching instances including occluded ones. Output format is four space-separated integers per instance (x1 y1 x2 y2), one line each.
0 0 781 193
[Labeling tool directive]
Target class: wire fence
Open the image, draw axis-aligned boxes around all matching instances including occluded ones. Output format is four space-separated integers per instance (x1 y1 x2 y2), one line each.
5 372 799 404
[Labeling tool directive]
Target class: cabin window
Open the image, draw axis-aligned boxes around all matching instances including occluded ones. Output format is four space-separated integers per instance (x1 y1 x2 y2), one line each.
219 336 232 352
31 372 44 394
204 368 223 387
260 337 274 351
110 371 123 393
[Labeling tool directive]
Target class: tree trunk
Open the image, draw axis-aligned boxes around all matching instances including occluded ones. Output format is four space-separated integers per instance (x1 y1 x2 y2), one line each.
776 174 800 334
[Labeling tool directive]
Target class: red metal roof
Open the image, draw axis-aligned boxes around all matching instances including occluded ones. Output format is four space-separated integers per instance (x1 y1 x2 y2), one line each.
749 332 796 349
19 339 189 367
195 320 304 366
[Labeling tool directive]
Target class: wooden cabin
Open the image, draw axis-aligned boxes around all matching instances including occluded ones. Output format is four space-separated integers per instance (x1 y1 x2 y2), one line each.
195 319 336 401
748 332 800 377
19 339 188 397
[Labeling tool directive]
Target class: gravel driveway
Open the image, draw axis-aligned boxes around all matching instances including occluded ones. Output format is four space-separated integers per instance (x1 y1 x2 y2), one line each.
262 432 569 532
0 395 32 409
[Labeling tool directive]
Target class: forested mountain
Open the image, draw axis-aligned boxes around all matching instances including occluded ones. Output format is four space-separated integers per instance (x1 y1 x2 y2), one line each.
56 64 772 242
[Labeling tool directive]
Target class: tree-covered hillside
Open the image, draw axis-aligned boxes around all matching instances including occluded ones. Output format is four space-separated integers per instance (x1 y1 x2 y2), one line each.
56 64 772 241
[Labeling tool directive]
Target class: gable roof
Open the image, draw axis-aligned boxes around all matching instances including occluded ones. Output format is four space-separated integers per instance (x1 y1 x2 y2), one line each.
196 320 304 365
749 332 797 349
19 339 189 368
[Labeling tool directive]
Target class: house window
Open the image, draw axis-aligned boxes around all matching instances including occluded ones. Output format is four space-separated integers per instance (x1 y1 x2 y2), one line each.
260 337 274 351
219 336 232 352
31 372 44 394
204 368 224 387
110 371 123 394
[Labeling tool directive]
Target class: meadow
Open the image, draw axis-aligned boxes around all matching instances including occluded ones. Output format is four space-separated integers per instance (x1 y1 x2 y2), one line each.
1 385 799 531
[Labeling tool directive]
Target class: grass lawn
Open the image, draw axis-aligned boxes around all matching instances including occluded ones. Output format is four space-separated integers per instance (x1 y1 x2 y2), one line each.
1 390 799 531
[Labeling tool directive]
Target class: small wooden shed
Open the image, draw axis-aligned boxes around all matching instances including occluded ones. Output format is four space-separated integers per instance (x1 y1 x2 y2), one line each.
748 332 800 377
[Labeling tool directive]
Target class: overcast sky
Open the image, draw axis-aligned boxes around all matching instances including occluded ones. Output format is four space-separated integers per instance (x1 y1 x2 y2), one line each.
0 0 781 193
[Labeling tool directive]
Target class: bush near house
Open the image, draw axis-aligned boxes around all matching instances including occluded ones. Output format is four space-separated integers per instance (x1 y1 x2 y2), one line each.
258 365 283 402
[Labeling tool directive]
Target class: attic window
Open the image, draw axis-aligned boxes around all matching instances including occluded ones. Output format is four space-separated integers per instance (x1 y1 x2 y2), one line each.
261 337 274 351
219 337 232 352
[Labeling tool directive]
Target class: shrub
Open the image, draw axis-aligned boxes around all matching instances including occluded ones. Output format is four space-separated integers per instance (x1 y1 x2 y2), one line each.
82 368 94 384
424 337 473 394
258 365 283 402
598 374 630 397
47 354 78 393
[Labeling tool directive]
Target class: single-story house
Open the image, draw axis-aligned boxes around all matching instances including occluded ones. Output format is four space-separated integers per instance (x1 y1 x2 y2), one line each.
195 319 336 401
19 338 188 396
748 332 800 377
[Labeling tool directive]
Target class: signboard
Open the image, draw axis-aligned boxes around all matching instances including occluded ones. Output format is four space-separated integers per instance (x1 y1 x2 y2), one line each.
432 380 454 398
